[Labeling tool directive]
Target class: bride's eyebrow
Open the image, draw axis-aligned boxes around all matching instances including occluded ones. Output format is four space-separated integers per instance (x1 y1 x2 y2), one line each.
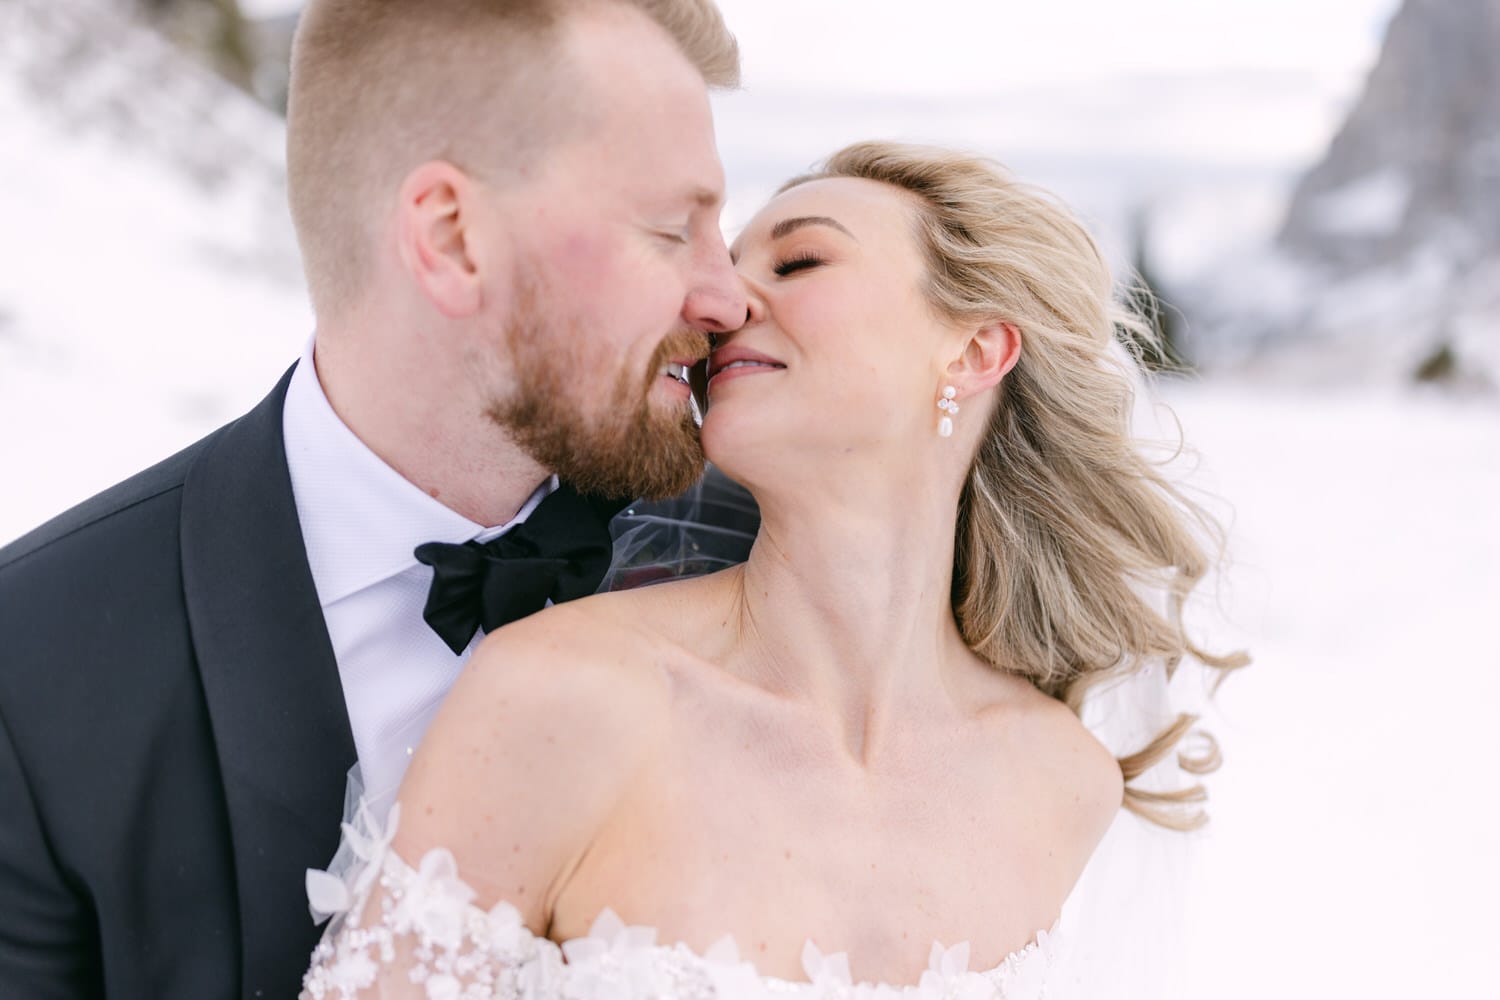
769 216 857 241
729 215 858 264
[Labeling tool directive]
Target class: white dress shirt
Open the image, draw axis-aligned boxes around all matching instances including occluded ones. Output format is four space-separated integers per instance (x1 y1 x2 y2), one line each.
282 341 555 808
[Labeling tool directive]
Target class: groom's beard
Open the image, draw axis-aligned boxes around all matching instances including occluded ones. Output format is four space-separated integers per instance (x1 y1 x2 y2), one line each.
488 293 708 501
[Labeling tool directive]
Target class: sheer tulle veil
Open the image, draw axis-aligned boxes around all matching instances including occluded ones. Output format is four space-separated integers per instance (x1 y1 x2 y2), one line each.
1060 663 1195 1000
601 465 760 594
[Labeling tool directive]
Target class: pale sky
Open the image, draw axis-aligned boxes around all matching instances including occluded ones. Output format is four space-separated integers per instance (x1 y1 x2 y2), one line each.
236 0 1404 250
240 0 1399 93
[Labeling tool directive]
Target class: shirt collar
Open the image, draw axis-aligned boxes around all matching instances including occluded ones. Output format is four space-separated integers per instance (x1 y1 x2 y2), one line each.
282 338 557 606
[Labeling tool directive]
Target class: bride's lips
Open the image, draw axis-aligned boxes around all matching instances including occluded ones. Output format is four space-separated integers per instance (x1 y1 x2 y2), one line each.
706 346 786 390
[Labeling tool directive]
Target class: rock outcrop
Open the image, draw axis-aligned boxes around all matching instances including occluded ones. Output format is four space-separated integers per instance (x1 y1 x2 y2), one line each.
1279 0 1500 274
1182 0 1500 387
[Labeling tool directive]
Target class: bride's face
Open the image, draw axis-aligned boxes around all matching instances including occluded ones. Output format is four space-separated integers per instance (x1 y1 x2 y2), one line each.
704 177 959 478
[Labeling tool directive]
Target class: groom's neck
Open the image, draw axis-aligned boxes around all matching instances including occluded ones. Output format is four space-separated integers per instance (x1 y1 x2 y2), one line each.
311 325 551 529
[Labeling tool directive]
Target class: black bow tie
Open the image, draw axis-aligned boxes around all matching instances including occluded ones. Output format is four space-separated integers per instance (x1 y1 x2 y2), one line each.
413 483 629 654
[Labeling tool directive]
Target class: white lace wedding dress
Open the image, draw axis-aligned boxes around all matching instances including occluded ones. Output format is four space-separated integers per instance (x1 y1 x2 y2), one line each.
300 797 1066 1000
300 663 1193 1000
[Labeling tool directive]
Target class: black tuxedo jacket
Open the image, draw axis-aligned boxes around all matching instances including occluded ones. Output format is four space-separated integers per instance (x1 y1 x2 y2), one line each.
0 366 761 998
0 359 762 995
0 368 358 998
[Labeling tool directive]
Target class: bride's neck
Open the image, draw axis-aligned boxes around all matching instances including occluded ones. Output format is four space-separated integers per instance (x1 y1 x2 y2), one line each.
726 470 974 761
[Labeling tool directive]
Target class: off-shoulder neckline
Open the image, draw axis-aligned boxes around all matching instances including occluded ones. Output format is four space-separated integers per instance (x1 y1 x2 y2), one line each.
540 904 1061 991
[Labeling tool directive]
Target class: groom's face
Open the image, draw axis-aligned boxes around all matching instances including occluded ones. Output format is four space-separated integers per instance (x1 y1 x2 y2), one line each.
480 11 745 499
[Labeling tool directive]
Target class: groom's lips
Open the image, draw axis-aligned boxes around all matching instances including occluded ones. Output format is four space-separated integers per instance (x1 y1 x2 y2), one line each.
656 356 705 380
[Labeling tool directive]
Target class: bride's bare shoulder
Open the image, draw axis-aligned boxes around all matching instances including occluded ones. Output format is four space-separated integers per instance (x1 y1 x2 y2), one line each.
454 596 679 741
982 676 1124 847
436 575 726 749
394 591 706 923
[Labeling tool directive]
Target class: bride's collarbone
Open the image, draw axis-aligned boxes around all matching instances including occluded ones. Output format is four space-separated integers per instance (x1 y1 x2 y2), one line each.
469 592 1113 984
547 756 1076 985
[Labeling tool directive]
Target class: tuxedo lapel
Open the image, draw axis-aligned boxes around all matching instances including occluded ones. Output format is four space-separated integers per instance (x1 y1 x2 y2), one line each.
180 364 356 997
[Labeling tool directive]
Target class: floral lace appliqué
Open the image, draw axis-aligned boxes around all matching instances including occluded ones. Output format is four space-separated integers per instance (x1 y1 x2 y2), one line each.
300 802 1064 1000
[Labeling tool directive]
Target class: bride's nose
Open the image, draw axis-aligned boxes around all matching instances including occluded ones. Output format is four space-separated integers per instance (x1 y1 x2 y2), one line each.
738 284 766 329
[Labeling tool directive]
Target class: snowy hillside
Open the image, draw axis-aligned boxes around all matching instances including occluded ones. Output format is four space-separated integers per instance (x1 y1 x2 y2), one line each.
0 0 311 541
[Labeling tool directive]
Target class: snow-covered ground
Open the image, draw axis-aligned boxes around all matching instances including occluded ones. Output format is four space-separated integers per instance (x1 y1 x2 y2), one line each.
4 3 1497 996
1171 381 1500 997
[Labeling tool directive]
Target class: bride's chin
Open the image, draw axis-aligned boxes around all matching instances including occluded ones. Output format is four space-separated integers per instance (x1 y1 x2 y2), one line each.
700 410 779 487
698 419 734 473
697 406 732 455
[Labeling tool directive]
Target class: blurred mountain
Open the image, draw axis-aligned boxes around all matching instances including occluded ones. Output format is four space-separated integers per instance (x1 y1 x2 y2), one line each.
1280 0 1500 272
1178 0 1500 388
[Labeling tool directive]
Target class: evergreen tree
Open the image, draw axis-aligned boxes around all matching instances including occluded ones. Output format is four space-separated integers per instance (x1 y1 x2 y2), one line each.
1121 204 1189 373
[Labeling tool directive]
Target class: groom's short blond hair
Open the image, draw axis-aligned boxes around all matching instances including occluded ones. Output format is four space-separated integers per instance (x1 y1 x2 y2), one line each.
286 0 739 317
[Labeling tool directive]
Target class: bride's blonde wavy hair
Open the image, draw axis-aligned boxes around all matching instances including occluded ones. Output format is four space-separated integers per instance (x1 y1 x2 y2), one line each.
781 142 1248 830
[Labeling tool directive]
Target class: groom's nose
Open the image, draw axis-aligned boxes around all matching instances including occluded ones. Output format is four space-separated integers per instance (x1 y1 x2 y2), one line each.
683 239 748 335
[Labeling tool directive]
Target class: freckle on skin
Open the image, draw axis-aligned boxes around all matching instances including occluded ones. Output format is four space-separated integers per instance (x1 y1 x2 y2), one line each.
514 844 522 853
424 806 434 816
784 849 792 860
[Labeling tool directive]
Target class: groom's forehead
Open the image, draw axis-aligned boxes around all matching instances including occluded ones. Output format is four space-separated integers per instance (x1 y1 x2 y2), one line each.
558 96 727 213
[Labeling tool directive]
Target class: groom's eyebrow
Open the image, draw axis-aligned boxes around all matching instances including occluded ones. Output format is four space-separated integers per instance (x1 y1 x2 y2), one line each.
769 216 857 241
689 186 723 208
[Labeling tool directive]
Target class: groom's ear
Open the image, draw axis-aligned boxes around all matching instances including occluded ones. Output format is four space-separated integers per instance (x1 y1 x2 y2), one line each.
945 321 1022 395
396 161 487 319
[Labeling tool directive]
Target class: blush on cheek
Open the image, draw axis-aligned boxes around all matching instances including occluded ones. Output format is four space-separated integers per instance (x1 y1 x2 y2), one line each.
556 231 616 282
546 228 683 346
540 231 630 335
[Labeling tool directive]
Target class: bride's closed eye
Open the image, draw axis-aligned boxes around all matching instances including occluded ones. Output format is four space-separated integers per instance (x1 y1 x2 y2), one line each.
772 251 825 277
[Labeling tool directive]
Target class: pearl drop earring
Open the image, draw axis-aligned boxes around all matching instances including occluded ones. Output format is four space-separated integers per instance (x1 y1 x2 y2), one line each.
936 385 959 438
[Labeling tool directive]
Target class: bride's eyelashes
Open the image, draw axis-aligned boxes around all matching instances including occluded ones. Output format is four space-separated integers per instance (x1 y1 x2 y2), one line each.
772 251 825 277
